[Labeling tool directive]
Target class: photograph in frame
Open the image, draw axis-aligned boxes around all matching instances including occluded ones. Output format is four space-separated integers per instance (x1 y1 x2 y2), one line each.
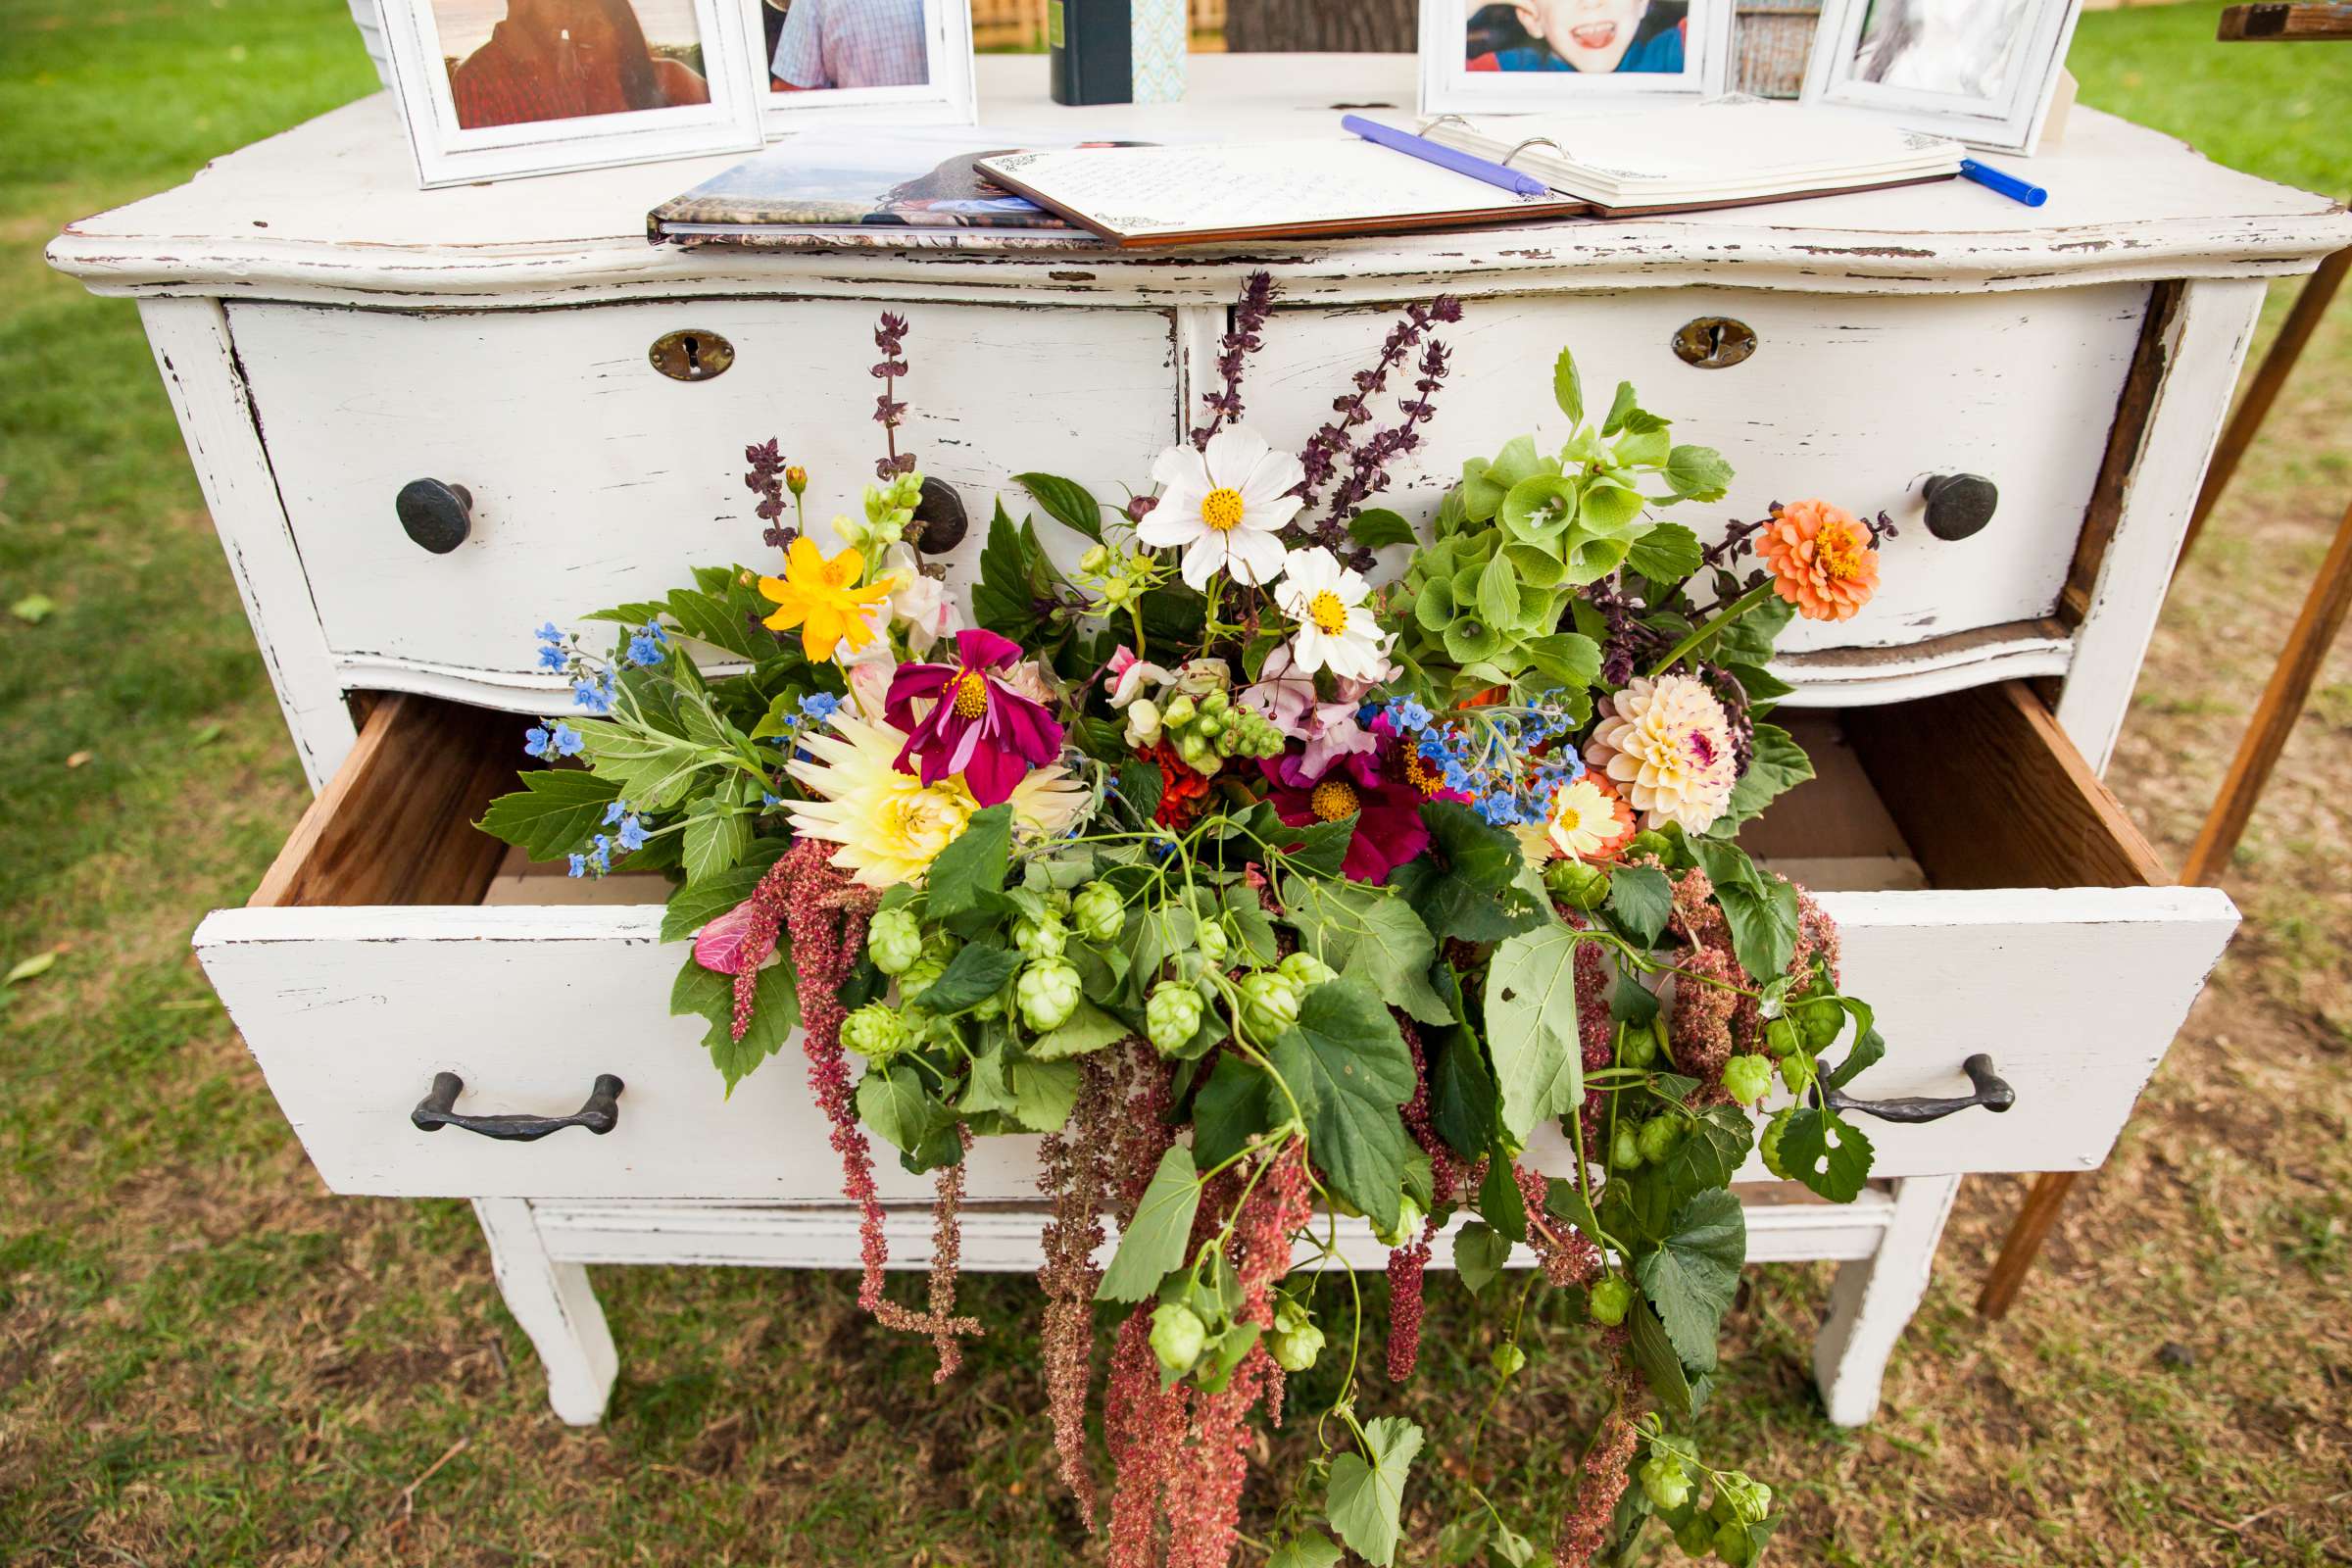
380 0 763 187
746 0 977 130
1420 0 1733 114
1799 0 2084 154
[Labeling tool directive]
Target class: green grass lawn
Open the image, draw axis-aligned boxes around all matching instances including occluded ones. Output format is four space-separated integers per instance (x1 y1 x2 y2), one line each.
3 3 2348 1563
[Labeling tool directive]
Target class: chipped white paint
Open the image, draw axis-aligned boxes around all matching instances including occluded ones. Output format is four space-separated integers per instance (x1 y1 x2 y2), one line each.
63 52 2327 1430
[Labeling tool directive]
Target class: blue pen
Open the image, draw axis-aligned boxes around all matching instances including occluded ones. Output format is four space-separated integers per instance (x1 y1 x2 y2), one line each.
1342 114 1551 200
1959 158 2047 208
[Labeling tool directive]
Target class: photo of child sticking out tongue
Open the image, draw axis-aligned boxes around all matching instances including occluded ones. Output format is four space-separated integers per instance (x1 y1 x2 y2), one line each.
1467 0 1689 74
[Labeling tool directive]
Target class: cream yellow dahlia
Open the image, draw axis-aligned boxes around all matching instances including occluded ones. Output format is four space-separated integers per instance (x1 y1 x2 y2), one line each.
1584 674 1737 834
781 710 1088 888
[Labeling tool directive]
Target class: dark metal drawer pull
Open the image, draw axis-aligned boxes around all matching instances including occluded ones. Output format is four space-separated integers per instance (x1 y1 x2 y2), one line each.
412 1071 623 1141
1824 1054 2015 1124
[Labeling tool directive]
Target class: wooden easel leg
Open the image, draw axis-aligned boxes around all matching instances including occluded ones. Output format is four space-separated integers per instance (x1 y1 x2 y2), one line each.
473 1198 617 1426
2181 490 2352 885
1812 1174 1961 1427
1975 1170 2079 1320
2175 248 2350 578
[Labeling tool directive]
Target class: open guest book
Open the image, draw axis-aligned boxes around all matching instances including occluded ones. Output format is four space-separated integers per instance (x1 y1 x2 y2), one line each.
975 105 1964 247
1416 103 1965 215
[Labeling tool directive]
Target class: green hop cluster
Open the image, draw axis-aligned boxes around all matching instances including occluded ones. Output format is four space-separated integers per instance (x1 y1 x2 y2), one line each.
866 907 922 975
1146 982 1204 1056
1016 958 1082 1033
1278 951 1336 989
1758 1107 1793 1181
1637 1116 1682 1164
1269 1297 1325 1372
897 953 947 1004
1238 968 1303 1040
841 1003 912 1062
1544 857 1610 911
1621 1015 1661 1068
1072 881 1124 946
1012 912 1068 961
1150 1300 1207 1376
1078 544 1165 612
1160 687 1284 775
1491 1342 1527 1378
1721 1054 1773 1105
1372 1196 1425 1251
1588 1276 1632 1327
1641 1457 1692 1512
1610 1125 1643 1171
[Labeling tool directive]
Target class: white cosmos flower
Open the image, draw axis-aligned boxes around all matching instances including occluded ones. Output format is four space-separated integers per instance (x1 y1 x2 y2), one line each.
1142 426 1304 591
1273 547 1392 682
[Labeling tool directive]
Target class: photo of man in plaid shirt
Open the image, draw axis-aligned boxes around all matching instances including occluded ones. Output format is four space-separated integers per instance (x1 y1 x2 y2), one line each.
765 0 930 90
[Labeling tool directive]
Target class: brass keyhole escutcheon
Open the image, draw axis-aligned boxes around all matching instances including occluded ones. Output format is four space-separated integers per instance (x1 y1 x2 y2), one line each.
650 328 735 382
1671 318 1757 369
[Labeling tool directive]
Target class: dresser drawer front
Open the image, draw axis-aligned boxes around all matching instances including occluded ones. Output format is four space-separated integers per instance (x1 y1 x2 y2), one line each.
197 879 2226 1200
225 297 1180 680
1245 284 2149 657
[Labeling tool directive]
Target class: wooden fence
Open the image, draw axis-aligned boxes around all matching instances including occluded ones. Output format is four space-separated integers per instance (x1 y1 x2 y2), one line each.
971 0 1229 50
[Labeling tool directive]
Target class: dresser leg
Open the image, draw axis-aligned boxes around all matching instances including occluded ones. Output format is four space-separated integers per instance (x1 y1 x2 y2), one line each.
1811 1174 1961 1427
472 1198 617 1426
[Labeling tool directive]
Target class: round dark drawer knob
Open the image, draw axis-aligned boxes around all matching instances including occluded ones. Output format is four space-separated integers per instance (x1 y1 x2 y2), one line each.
1922 473 1998 542
396 478 473 554
912 475 969 554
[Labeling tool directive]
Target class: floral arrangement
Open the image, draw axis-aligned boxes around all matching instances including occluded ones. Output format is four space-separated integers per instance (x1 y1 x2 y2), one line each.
481 284 1899 1566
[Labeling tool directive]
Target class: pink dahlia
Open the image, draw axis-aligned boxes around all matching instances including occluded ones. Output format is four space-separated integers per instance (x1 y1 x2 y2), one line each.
886 627 1065 807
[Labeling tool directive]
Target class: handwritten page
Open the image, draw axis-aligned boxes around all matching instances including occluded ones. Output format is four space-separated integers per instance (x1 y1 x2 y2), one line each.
976 140 1586 246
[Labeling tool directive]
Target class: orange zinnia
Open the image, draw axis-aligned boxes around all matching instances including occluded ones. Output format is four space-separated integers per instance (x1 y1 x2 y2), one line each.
1756 500 1880 622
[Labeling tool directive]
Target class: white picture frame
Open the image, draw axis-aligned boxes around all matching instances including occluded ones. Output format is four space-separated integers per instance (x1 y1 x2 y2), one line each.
745 0 977 131
379 0 765 188
1419 0 1733 116
1799 0 2083 155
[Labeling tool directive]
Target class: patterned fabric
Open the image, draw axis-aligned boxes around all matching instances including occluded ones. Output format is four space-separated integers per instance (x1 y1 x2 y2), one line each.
1130 0 1187 104
771 0 929 89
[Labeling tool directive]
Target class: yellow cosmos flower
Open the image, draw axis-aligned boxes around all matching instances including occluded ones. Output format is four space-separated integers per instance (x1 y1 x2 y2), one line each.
781 710 1089 888
758 536 892 663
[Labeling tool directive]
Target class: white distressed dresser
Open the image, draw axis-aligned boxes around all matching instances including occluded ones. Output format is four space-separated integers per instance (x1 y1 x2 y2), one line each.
50 54 2352 1432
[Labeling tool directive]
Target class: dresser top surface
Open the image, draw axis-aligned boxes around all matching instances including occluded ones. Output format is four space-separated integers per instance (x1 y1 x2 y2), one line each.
49 53 2350 304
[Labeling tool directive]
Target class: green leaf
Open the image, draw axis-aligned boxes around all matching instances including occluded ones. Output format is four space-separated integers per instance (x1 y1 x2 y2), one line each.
1625 521 1703 583
679 803 750 886
1711 592 1794 670
1779 1106 1875 1202
1600 379 1638 436
5 950 59 986
1280 875 1450 1026
1327 1416 1425 1568
663 586 765 661
1627 1294 1696 1419
1653 1104 1754 1207
1015 472 1105 543
974 502 1044 641
1116 759 1164 824
1662 444 1735 503
1268 1530 1345 1568
671 955 799 1094
1005 1053 1082 1132
1605 864 1675 948
926 805 1012 926
1476 549 1522 631
1098 1144 1201 1302
1482 1152 1528 1242
1633 1189 1745 1371
9 593 57 625
475 769 625 861
1717 722 1813 830
1192 1052 1271 1170
1714 875 1801 983
858 1064 945 1154
1287 814 1358 880
1823 998 1885 1091
1348 508 1417 550
919 941 1023 1013
1429 1025 1500 1162
1722 661 1795 704
1029 999 1130 1060
1522 632 1602 692
1551 346 1584 425
1452 1221 1511 1297
1272 979 1418 1231
1484 926 1589 1143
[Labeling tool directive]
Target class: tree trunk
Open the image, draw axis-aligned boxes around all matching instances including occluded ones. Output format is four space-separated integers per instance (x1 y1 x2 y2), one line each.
1223 0 1417 52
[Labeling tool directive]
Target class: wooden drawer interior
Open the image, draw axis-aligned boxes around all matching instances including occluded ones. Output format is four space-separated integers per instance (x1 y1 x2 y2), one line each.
253 680 2169 916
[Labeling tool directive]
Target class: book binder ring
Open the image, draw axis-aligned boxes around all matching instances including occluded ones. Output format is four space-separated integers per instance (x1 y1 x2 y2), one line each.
1415 117 1567 168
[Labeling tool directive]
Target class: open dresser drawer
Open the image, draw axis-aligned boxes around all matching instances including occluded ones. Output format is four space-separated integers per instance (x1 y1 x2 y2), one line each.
194 685 2235 1201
